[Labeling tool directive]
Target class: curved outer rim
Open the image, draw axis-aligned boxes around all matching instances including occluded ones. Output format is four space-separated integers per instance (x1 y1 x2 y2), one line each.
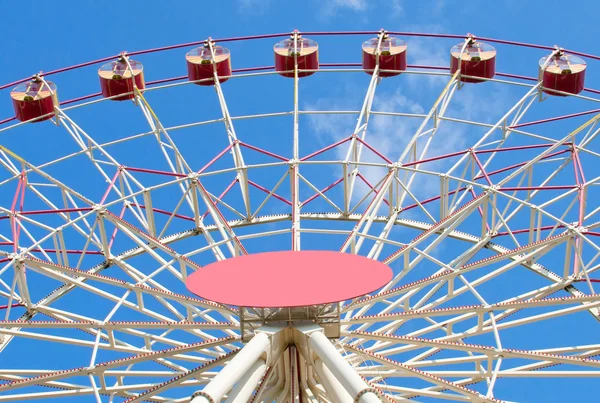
1 29 600 126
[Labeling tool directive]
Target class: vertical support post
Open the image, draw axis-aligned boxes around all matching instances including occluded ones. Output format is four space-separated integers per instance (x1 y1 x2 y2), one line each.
291 31 302 251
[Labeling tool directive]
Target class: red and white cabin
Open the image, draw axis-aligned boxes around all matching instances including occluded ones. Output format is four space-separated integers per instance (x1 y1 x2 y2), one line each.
362 36 407 77
98 58 145 100
539 53 586 96
11 79 58 122
450 41 496 83
186 45 232 86
274 37 319 78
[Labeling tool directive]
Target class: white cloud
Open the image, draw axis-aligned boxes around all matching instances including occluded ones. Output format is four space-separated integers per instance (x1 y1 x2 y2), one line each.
303 25 517 216
432 0 447 14
325 0 368 12
318 0 372 20
236 0 271 14
305 85 430 202
318 0 403 17
390 0 404 15
405 36 451 88
304 79 514 212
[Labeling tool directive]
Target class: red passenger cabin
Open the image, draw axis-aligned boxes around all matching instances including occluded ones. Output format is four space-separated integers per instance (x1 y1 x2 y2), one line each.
450 40 496 83
98 57 145 100
362 36 407 77
539 52 586 96
11 78 58 122
274 36 319 78
186 45 232 86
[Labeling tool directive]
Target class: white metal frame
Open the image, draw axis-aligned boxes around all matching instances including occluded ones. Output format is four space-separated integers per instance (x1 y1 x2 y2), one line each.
0 32 599 402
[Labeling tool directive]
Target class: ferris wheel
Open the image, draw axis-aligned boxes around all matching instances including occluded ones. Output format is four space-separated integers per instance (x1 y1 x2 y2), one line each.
0 28 600 403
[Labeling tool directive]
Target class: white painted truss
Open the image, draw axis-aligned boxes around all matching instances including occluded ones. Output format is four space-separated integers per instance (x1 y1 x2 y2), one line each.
0 30 599 402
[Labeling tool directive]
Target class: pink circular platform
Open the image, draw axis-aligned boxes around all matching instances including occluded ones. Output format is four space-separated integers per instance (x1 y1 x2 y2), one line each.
186 251 393 308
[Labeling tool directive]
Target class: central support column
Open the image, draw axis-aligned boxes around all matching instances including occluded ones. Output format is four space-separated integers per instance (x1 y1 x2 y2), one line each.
190 324 382 403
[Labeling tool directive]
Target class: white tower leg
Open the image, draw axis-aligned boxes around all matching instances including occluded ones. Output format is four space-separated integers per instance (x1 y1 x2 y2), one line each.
191 332 270 403
308 331 381 402
224 358 267 403
313 358 353 403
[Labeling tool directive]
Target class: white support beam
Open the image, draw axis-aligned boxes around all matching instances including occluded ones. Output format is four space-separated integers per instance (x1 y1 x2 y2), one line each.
191 331 270 403
306 329 381 402
223 358 267 403
343 36 382 211
312 358 353 403
208 40 252 220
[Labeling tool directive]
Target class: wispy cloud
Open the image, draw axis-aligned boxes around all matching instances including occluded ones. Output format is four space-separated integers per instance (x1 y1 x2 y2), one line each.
431 0 447 14
236 0 272 15
305 84 429 201
323 0 368 13
304 77 513 209
404 25 452 88
316 0 403 19
303 22 515 214
388 0 405 16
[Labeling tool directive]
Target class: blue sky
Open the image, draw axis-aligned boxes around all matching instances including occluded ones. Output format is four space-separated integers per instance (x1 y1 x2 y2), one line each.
1 0 599 89
1 1 600 402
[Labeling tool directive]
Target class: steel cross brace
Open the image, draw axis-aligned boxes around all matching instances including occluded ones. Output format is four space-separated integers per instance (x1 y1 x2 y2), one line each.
353 71 460 267
208 40 252 220
194 177 246 257
55 108 149 231
135 89 197 214
343 33 384 215
396 70 460 208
